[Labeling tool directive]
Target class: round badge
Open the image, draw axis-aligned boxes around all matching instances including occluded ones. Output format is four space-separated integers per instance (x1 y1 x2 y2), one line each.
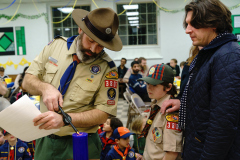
107 88 116 100
105 28 111 34
90 65 101 75
148 67 155 75
91 75 94 78
128 151 134 158
18 147 25 153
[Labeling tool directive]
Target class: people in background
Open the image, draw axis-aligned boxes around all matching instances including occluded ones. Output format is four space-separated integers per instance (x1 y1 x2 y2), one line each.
0 128 5 146
128 61 150 102
134 58 139 61
179 61 185 70
138 64 181 160
0 67 9 82
138 57 149 77
99 117 123 160
0 82 7 96
169 58 180 78
105 127 135 160
12 66 29 90
118 58 128 98
0 130 32 160
131 116 147 159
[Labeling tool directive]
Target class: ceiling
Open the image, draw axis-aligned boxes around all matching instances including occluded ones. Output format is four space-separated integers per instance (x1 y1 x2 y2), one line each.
0 0 70 3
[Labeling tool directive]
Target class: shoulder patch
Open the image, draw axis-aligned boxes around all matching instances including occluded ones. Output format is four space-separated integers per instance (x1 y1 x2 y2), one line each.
105 70 118 79
101 52 116 68
165 112 179 123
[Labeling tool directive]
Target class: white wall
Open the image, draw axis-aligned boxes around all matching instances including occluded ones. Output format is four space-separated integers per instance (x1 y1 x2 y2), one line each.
0 2 48 75
0 0 240 74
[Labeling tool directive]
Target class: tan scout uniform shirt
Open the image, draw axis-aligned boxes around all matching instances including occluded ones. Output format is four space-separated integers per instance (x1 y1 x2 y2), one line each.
27 36 119 136
143 94 182 160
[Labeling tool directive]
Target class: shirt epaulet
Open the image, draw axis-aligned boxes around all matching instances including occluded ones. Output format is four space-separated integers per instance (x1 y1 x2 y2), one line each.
101 52 116 69
48 35 67 45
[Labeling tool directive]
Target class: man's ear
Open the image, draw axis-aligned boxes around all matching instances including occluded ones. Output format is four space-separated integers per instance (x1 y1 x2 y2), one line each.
78 28 83 34
166 83 172 92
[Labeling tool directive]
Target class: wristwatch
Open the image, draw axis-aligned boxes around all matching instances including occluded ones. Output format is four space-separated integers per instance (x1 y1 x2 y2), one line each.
62 112 72 126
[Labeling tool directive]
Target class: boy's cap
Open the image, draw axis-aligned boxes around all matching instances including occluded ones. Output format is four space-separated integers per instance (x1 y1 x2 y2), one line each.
3 130 9 136
138 64 174 85
113 127 133 139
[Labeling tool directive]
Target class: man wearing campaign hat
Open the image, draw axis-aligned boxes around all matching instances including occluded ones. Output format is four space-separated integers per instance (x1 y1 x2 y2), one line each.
23 7 122 159
138 64 182 160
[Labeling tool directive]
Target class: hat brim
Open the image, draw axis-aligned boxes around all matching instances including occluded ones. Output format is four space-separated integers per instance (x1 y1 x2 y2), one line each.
138 77 164 85
72 9 122 51
120 132 133 138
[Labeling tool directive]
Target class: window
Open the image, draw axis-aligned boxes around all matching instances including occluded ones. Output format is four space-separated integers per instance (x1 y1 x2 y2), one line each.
117 3 157 46
52 6 90 38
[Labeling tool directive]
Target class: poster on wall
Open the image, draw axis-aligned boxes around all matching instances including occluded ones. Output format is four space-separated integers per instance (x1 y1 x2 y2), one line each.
15 26 26 55
0 27 15 56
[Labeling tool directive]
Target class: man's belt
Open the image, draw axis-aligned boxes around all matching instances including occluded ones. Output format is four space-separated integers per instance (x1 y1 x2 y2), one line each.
47 133 95 139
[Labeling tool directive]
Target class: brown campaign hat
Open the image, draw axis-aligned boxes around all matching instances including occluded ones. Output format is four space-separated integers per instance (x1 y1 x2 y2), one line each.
72 8 123 51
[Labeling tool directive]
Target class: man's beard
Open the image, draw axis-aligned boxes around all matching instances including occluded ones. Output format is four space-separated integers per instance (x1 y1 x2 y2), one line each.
133 69 139 74
76 33 99 63
141 65 147 71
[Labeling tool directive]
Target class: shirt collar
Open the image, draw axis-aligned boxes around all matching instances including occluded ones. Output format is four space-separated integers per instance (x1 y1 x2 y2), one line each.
152 94 171 108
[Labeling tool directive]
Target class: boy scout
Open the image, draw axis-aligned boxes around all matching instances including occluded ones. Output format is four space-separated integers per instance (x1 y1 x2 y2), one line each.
0 130 32 160
138 64 182 160
22 8 122 159
105 127 136 160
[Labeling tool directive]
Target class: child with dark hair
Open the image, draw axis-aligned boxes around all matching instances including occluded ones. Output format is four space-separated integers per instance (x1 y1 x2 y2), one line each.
0 128 5 146
105 127 136 160
138 64 182 160
99 117 123 160
0 130 32 160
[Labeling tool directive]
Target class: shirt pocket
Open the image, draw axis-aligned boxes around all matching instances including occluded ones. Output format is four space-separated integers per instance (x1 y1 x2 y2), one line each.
44 62 58 83
149 121 164 144
70 79 98 105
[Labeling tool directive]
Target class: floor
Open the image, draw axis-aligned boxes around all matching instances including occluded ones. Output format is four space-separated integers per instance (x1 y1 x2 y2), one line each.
116 97 128 127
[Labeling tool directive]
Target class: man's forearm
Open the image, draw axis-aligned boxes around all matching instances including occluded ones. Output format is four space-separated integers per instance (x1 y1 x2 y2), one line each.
69 109 109 128
22 73 45 95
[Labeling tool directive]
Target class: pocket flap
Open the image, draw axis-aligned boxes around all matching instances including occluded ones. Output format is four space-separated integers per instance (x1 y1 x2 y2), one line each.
75 79 98 91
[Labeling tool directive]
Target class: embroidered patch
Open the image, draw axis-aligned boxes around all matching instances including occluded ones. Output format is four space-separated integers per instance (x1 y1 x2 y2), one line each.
18 147 25 153
152 127 161 142
105 80 118 88
149 67 155 75
86 78 93 83
165 113 179 123
107 88 116 100
90 65 101 74
105 70 118 79
128 151 134 158
107 100 115 105
166 121 181 131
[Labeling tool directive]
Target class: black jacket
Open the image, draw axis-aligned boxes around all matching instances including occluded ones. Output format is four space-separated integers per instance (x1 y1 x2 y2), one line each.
183 33 240 160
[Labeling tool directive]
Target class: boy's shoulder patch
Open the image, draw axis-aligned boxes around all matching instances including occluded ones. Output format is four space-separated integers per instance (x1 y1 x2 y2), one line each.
165 112 179 123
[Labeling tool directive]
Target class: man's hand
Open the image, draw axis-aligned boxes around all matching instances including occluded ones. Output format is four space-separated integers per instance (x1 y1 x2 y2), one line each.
41 84 63 112
33 111 64 130
160 99 180 114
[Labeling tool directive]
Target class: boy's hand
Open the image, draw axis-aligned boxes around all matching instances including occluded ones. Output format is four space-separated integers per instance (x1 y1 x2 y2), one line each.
160 99 180 114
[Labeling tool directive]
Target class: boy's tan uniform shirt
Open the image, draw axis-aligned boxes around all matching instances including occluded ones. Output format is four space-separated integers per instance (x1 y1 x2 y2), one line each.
143 94 182 160
26 36 118 136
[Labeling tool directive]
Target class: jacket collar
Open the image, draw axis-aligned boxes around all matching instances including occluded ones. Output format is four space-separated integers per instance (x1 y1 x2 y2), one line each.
202 33 237 51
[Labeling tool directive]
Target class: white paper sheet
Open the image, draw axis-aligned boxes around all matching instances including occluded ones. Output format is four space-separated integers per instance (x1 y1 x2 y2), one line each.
0 95 59 141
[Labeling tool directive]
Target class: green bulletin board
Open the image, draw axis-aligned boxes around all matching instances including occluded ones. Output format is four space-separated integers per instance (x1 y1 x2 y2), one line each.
231 15 240 45
0 27 15 56
15 26 26 55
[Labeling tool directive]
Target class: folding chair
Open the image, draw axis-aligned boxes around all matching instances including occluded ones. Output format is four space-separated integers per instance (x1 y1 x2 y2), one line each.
131 93 151 118
124 91 140 129
126 87 133 95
